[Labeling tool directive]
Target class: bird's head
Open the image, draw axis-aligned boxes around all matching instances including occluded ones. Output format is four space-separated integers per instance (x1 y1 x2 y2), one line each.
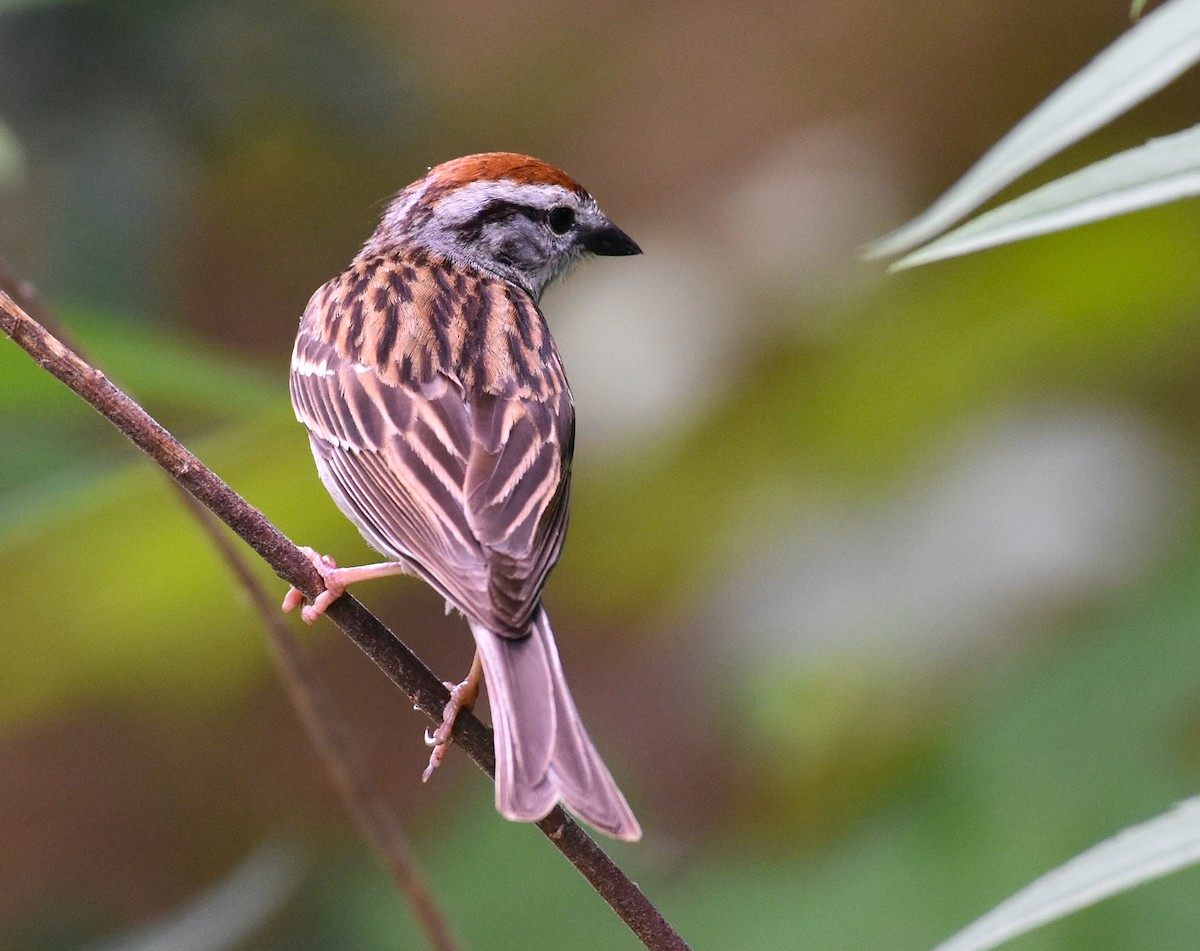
363 152 641 300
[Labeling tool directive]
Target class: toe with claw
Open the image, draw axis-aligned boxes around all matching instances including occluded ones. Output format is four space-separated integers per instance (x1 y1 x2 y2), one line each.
422 654 483 783
281 546 346 623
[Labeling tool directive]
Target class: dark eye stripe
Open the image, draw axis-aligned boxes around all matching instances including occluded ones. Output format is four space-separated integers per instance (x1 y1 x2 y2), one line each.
459 200 543 241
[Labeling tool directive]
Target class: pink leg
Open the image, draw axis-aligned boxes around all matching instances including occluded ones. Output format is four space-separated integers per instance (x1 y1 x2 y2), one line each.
281 547 408 624
422 650 484 782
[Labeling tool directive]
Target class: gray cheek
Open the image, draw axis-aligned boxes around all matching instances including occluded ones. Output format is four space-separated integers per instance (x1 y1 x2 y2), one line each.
489 220 550 268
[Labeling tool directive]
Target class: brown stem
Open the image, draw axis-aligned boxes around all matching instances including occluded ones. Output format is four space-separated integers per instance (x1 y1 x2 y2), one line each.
0 291 691 951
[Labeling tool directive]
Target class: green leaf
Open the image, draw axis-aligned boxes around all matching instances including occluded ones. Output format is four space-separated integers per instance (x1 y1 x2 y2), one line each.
0 309 278 418
892 123 1200 268
71 313 279 417
930 798 1200 951
866 0 1200 260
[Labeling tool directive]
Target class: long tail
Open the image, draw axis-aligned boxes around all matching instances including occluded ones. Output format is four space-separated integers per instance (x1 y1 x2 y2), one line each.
469 607 641 841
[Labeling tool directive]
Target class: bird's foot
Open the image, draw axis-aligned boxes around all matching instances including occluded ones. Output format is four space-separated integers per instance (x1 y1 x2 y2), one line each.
281 547 346 624
422 653 483 782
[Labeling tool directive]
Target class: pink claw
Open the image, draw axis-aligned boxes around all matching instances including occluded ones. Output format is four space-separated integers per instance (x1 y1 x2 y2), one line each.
421 658 482 783
282 546 346 624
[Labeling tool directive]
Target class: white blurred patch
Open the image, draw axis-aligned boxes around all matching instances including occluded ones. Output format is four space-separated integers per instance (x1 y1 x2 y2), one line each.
83 840 304 951
711 406 1189 665
551 240 742 454
719 122 905 319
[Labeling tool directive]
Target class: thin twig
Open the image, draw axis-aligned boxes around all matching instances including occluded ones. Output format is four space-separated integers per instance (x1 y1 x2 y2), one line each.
0 261 462 951
0 291 691 951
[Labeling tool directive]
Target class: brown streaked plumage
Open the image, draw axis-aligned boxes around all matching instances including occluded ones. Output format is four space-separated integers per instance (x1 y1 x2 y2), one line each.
290 253 571 632
285 153 642 840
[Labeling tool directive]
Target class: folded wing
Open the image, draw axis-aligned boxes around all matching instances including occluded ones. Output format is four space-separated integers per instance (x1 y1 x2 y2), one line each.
290 276 573 634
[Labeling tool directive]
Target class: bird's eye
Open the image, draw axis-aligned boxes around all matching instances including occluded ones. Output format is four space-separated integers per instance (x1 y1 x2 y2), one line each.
547 206 575 234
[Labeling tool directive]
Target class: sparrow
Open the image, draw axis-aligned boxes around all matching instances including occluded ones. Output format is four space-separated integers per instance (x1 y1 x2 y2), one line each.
282 152 642 841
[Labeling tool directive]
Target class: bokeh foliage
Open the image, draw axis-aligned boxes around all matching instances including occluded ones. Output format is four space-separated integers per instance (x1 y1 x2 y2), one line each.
3 1 1200 949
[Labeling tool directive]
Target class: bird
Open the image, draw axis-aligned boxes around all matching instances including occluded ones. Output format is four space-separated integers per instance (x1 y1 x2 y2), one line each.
282 152 642 841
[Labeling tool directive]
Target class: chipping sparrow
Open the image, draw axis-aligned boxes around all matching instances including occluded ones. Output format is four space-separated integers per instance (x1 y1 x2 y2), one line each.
283 153 642 841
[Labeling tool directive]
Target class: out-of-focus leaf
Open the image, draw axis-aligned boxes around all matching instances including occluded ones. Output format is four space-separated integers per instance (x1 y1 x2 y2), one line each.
0 311 281 564
0 405 357 728
892 124 1200 268
67 313 278 417
866 0 1200 260
0 458 124 545
0 117 22 189
929 798 1200 951
0 311 276 417
81 841 304 951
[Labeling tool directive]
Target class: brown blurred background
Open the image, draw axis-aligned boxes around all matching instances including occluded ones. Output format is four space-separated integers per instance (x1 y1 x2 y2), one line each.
3 1 1200 948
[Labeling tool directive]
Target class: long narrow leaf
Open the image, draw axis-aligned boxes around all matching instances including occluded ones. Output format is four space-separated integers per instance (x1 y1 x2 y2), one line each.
866 0 1200 259
931 797 1200 951
82 841 305 951
891 122 1200 268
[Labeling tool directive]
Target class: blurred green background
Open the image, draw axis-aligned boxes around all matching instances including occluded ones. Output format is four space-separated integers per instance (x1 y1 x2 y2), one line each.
3 1 1200 948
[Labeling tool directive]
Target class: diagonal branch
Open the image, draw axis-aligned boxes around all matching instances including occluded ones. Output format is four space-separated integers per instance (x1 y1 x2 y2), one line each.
0 291 691 951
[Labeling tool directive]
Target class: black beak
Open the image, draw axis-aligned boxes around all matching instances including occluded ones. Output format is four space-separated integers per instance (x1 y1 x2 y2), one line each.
584 221 642 256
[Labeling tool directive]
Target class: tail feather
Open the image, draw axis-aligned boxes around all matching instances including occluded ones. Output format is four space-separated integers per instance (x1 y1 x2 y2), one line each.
469 608 641 841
